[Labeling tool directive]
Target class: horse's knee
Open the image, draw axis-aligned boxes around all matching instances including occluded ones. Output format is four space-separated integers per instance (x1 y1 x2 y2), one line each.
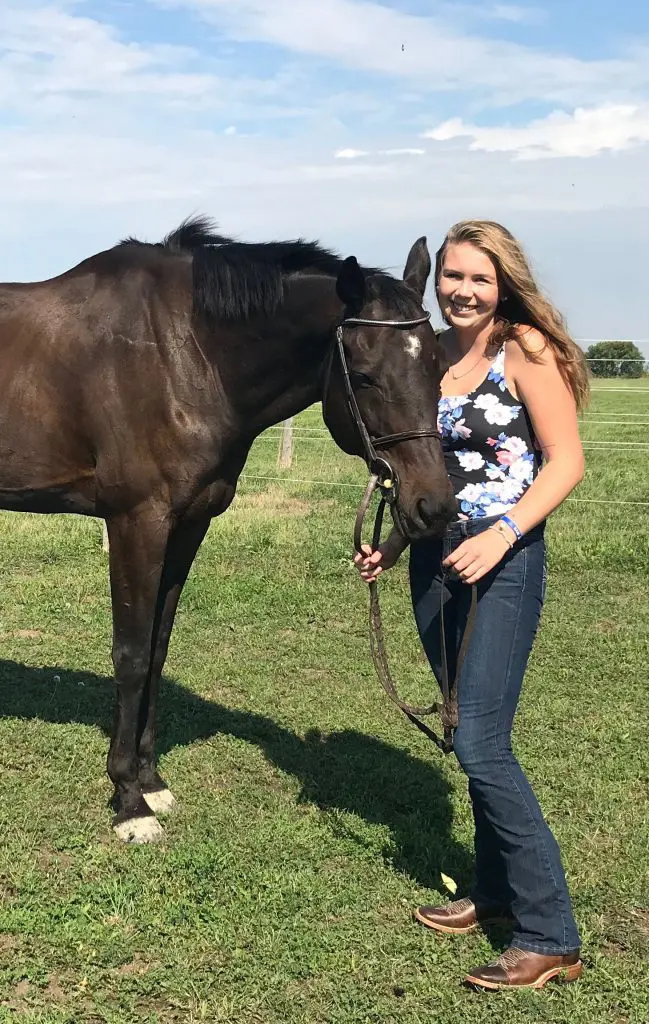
112 644 150 687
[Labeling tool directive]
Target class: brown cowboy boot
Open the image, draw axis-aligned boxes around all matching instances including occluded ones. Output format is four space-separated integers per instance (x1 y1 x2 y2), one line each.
414 897 514 935
465 946 583 990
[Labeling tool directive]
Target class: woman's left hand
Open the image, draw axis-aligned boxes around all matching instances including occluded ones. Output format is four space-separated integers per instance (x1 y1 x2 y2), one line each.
443 530 511 584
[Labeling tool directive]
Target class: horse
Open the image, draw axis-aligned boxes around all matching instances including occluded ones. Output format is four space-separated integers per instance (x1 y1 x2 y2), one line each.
0 217 456 842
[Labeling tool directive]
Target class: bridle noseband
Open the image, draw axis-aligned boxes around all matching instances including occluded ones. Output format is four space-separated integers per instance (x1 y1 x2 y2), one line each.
326 312 441 534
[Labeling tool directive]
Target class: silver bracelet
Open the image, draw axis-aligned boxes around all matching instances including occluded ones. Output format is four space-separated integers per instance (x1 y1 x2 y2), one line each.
488 523 514 549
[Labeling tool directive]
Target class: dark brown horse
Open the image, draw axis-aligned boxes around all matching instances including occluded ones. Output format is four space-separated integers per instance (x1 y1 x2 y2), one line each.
0 217 455 841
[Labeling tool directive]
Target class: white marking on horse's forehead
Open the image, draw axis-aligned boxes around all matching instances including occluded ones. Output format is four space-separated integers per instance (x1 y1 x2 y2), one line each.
405 334 421 359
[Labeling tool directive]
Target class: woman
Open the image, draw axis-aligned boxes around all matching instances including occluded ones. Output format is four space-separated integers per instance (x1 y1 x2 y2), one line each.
355 220 588 990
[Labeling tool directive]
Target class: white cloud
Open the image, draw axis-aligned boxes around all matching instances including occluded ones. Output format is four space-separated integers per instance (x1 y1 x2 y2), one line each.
0 2 314 129
335 146 425 159
0 6 213 104
333 146 423 159
439 2 545 24
489 4 543 23
1 0 649 341
424 104 649 160
152 0 649 107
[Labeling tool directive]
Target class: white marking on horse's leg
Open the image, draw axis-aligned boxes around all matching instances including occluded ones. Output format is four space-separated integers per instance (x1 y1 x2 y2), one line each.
143 788 178 815
113 815 165 844
405 334 421 359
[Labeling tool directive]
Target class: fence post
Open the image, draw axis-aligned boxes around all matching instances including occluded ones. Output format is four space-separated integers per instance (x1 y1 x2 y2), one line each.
277 417 294 469
102 521 110 554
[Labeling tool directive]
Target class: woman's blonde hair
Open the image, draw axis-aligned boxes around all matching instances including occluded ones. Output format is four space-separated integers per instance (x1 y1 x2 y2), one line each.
435 220 589 410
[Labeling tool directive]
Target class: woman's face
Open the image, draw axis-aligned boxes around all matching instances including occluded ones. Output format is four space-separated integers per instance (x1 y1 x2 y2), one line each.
437 242 500 332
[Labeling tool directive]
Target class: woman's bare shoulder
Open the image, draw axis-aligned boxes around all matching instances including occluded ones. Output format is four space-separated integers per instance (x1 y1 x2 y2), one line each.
507 325 553 364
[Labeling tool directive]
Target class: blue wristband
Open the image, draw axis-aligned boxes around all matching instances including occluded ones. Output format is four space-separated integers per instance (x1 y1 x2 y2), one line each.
500 514 522 540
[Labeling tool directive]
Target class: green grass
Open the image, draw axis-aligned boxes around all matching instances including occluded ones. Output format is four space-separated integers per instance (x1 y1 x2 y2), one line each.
0 383 647 1022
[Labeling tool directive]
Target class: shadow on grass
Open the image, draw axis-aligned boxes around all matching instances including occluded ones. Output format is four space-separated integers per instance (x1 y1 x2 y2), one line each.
0 659 474 892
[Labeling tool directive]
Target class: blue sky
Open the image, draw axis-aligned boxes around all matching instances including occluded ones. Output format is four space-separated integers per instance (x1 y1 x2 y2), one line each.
1 0 648 343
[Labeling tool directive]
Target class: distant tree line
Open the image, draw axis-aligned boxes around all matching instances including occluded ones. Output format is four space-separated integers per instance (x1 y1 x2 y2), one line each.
585 341 647 378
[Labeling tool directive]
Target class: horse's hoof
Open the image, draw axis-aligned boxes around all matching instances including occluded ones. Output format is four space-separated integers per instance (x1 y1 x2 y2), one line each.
113 815 165 844
142 788 178 815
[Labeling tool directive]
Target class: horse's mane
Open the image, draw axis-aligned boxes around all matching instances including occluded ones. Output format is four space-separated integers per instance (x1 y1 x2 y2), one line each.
118 215 418 323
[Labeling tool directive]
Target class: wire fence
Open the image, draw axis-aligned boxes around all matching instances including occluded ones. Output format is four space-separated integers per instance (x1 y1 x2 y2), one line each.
243 379 648 511
252 430 649 454
238 474 649 509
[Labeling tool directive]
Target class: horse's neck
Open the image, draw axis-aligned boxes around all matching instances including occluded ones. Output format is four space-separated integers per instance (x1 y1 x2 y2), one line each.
216 276 339 437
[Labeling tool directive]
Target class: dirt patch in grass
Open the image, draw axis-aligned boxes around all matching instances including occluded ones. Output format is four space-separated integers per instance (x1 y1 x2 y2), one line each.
44 975 67 1002
302 668 330 683
112 952 154 977
0 877 19 900
601 907 649 956
594 619 617 634
2 979 31 1014
630 908 649 937
36 848 74 872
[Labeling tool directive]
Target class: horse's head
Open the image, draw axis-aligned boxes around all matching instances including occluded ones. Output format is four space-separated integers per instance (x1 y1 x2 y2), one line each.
323 238 457 540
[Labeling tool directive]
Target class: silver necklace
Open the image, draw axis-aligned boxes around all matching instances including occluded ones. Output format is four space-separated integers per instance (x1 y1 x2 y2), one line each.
448 351 487 380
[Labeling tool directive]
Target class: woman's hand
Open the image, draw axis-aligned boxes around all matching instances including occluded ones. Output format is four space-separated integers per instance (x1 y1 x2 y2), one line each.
443 529 511 584
353 529 408 583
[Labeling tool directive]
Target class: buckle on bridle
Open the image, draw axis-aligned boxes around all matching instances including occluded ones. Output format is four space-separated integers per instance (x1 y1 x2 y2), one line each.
370 456 399 502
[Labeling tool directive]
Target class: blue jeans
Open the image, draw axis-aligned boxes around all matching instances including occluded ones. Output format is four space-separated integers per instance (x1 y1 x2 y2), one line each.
409 514 581 954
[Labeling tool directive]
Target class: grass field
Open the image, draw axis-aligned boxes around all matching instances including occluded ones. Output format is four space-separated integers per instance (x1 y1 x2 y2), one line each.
0 380 647 1023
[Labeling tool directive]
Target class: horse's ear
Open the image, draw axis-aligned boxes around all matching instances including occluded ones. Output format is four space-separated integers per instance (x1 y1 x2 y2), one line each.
403 236 431 299
336 256 366 312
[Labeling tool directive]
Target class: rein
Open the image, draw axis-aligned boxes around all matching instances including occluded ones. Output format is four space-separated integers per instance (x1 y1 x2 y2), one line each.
329 312 477 754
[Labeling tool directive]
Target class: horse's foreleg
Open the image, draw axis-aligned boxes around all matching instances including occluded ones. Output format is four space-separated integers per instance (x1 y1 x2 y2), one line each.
106 507 170 843
137 515 211 813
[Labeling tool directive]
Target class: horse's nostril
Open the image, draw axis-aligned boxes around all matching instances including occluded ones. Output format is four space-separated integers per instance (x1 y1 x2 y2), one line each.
417 495 456 528
417 496 437 527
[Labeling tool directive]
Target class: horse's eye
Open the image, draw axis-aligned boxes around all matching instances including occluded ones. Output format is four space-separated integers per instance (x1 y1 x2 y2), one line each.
350 370 374 389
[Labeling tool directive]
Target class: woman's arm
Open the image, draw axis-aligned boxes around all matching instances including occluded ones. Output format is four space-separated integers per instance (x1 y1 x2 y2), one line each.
443 329 585 583
503 328 585 535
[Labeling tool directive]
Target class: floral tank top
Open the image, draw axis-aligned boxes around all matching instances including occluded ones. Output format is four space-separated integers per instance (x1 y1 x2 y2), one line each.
437 345 541 519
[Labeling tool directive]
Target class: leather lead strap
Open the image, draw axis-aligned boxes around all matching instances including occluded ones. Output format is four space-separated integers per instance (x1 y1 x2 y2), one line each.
356 478 478 755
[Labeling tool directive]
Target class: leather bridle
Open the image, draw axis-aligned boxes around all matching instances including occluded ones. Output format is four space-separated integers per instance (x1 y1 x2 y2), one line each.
324 312 441 537
322 311 475 755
